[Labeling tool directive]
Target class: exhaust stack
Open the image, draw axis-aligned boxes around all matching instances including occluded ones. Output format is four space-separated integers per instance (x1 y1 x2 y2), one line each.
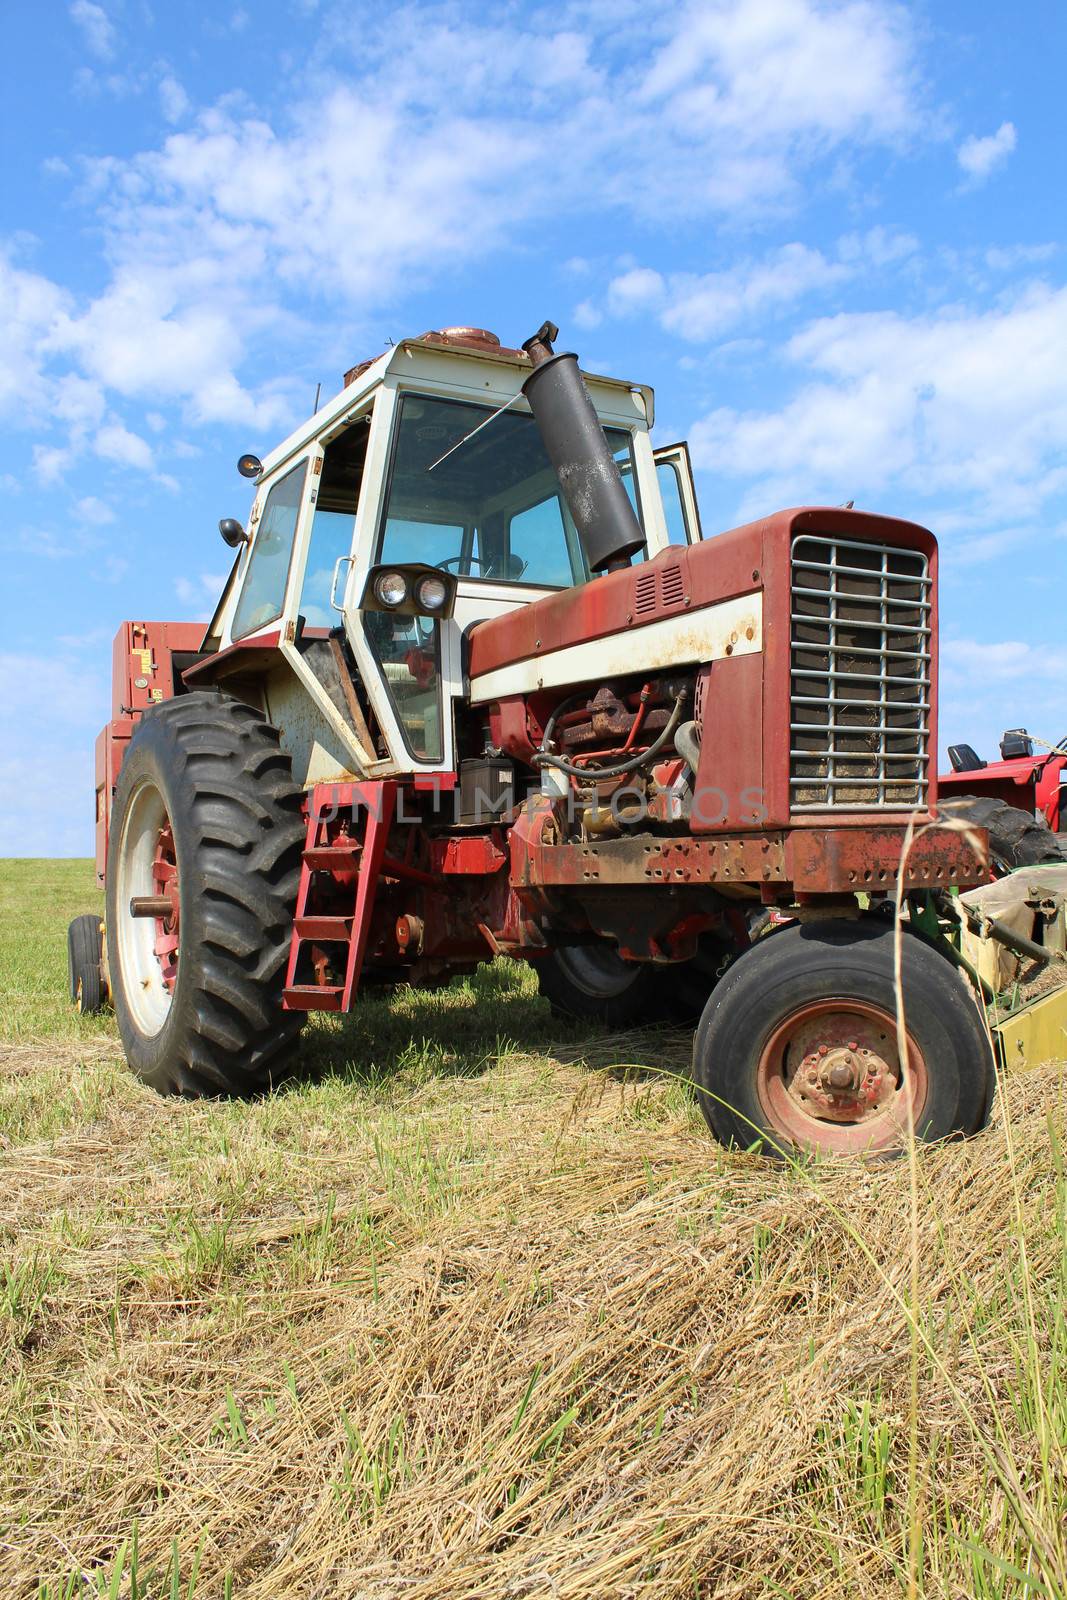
521 321 647 573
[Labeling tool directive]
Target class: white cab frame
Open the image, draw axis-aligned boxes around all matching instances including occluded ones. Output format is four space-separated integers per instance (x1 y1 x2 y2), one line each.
216 339 702 778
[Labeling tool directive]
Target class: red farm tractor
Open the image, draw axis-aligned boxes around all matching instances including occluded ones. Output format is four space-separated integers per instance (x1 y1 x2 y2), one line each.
938 728 1066 873
70 319 1046 1157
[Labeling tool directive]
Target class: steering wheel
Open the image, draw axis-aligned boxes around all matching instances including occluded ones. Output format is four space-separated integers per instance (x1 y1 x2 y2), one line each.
436 555 488 574
436 553 530 580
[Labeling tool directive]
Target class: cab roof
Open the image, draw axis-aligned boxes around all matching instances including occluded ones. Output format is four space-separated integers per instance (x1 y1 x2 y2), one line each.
255 329 655 482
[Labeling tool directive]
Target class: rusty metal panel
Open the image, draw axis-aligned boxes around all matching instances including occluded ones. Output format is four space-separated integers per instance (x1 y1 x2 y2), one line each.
429 836 507 876
513 823 984 896
182 630 281 686
520 833 786 888
782 824 985 894
691 653 764 833
111 620 205 719
467 516 768 682
470 592 762 700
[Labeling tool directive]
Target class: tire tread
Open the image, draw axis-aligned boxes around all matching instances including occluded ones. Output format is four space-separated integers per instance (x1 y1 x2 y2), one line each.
107 691 306 1096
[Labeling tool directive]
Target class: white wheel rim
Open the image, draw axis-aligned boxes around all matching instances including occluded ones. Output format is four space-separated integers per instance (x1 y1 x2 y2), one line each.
114 778 175 1038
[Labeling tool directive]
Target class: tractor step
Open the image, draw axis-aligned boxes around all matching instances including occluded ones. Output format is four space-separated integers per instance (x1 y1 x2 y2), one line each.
283 782 398 1014
294 915 354 940
304 843 361 870
283 984 344 1012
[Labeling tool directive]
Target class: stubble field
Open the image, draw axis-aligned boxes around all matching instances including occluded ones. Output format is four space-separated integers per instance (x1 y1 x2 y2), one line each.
0 858 1065 1598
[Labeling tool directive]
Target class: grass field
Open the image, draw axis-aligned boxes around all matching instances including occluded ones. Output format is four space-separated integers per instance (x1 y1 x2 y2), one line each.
1 859 1065 1599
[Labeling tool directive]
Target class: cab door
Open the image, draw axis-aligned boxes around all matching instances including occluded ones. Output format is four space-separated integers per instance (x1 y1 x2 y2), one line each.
653 441 703 544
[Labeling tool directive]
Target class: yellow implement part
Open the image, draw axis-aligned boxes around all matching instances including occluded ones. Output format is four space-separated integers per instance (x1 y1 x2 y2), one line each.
992 983 1067 1069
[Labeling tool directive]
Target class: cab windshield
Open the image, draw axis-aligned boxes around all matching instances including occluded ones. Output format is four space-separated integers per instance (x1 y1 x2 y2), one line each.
377 392 640 588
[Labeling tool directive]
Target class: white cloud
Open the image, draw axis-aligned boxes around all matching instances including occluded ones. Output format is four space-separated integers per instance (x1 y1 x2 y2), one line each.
633 0 919 210
0 743 98 855
0 253 70 416
5 3 936 482
663 245 848 341
939 637 1067 762
573 300 603 331
75 1 928 315
596 230 917 343
839 225 919 267
0 653 108 854
957 121 1016 185
942 638 1067 686
47 266 280 426
175 572 227 619
985 242 1055 272
95 419 155 472
159 74 190 124
74 495 115 524
33 445 70 485
689 282 1067 529
69 0 116 61
607 268 666 317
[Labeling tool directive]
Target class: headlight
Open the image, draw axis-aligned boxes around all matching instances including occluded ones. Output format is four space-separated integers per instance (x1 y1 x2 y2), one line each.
415 575 449 613
374 570 409 608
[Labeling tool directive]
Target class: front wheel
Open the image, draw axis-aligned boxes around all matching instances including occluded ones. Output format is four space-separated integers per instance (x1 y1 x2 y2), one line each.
692 919 995 1157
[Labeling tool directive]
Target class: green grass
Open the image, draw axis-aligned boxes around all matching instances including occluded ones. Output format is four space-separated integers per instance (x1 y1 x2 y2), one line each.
1 860 1065 1600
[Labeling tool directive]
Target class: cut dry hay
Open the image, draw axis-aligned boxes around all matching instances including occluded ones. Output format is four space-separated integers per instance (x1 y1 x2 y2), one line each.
1 1033 1065 1599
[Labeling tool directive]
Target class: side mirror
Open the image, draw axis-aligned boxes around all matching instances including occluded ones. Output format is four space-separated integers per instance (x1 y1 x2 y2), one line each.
219 517 248 548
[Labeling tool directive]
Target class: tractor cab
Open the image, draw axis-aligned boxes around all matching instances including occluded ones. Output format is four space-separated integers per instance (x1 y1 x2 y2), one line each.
199 327 701 787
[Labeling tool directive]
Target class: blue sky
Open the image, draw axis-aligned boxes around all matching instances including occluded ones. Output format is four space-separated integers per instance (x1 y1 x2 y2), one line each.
2 0 1065 855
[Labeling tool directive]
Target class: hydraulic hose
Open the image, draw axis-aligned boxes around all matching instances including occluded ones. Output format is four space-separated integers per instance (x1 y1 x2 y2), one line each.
674 719 701 775
533 690 688 782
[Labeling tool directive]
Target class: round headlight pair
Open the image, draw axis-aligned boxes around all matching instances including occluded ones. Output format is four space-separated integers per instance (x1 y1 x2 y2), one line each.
373 569 449 614
374 570 409 608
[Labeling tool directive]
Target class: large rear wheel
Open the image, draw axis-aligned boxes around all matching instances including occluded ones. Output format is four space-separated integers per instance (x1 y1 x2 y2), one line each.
938 794 1067 872
106 692 306 1096
692 919 995 1157
537 943 663 1028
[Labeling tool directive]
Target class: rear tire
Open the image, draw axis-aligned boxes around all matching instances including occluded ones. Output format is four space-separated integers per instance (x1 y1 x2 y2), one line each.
106 691 306 1096
938 794 1067 872
537 933 740 1028
537 944 663 1027
67 914 105 1014
692 919 995 1157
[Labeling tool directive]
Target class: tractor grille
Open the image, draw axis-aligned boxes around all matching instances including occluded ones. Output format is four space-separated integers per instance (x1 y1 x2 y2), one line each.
790 534 931 811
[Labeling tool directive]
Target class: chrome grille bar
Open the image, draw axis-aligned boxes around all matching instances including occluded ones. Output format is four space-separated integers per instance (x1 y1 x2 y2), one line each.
790 534 931 811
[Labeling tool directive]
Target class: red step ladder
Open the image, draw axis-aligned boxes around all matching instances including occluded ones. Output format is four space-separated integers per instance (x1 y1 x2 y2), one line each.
283 781 397 1013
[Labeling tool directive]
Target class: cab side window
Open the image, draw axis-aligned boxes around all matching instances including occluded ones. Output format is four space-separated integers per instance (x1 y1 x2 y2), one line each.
299 422 370 626
657 459 690 546
232 459 308 639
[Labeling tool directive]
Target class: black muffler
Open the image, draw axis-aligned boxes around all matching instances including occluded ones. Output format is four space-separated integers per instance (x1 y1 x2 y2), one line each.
522 320 647 573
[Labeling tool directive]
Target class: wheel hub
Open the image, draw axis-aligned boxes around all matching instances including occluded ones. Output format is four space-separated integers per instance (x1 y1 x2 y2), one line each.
785 1018 898 1124
755 999 928 1154
151 821 180 993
